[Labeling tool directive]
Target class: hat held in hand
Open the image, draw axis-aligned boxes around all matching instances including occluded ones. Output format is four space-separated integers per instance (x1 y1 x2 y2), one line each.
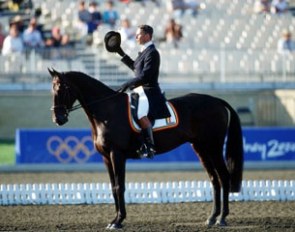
104 31 121 53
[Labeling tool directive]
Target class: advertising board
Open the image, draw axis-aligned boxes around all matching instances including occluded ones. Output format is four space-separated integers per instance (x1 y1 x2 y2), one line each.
16 128 295 164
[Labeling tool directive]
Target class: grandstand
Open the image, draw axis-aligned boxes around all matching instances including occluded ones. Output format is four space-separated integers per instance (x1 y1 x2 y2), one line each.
1 0 295 131
0 0 295 89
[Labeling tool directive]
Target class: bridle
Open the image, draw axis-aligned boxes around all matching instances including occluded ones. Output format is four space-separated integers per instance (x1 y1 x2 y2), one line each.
51 81 122 114
51 81 72 117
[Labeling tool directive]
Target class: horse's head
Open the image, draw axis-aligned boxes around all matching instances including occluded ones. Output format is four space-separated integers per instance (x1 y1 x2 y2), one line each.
48 68 77 126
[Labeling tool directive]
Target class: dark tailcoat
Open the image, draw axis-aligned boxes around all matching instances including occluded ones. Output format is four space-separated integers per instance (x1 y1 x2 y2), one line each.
121 44 170 120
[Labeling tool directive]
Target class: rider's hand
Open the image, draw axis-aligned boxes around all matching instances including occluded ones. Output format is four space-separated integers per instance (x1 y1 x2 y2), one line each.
118 83 129 92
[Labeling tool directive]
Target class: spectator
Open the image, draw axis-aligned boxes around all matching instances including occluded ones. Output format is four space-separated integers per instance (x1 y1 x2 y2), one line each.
45 26 72 59
164 18 183 48
88 1 102 34
21 0 33 12
253 0 271 14
119 18 136 48
2 23 24 56
7 0 33 12
102 1 119 28
45 26 70 48
22 17 44 49
10 15 25 33
7 0 22 11
185 0 201 16
78 0 92 24
167 0 200 17
76 0 91 36
277 29 295 54
271 0 289 14
0 23 6 51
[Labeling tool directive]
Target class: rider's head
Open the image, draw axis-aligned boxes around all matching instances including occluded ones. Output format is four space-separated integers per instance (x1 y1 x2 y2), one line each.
136 25 153 45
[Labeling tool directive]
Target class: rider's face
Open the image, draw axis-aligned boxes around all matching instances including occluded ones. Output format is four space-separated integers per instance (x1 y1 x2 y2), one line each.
135 28 150 45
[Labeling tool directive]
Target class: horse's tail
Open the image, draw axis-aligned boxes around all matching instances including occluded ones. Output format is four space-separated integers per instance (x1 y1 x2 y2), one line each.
223 101 244 193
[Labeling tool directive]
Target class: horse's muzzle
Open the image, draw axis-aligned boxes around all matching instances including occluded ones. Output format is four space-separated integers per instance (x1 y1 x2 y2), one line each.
51 105 69 126
52 113 68 126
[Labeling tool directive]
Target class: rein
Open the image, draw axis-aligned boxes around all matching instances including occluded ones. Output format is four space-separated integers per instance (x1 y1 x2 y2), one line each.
67 91 122 112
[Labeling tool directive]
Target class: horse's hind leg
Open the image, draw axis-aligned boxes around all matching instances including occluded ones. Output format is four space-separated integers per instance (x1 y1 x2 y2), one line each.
213 154 230 226
192 144 221 226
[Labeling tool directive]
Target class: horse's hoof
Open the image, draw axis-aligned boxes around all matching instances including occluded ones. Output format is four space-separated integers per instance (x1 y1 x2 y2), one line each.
216 219 227 227
205 218 216 227
106 223 123 230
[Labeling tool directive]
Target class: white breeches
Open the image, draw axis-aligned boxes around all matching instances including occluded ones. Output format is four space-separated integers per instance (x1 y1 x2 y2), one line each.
133 86 149 119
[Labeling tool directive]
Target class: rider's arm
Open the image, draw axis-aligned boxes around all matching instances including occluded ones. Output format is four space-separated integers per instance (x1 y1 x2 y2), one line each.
121 54 135 71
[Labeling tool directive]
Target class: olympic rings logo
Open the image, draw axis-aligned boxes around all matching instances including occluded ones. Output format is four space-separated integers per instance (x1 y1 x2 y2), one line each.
46 136 97 163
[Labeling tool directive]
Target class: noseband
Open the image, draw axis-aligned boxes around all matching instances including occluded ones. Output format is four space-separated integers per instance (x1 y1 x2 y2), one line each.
51 82 73 115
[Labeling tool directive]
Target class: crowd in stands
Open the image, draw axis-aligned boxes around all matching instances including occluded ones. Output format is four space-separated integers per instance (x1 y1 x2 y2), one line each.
76 0 103 36
0 0 33 13
253 0 290 14
251 0 295 53
167 0 203 17
1 0 123 55
0 9 72 58
1 0 173 56
0 0 294 65
75 0 119 39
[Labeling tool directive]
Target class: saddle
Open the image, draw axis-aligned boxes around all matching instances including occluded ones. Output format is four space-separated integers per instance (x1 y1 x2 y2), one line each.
128 93 178 132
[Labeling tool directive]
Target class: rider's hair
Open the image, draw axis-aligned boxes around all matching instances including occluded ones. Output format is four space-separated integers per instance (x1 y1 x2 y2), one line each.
138 25 153 38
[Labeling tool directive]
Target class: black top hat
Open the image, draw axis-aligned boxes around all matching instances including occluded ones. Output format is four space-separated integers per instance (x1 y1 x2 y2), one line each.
104 31 121 53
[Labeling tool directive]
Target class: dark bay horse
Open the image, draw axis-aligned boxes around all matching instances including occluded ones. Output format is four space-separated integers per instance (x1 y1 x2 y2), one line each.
49 68 243 230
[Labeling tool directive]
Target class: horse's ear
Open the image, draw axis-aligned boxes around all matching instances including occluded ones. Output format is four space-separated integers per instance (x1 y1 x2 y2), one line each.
48 67 54 77
48 67 60 78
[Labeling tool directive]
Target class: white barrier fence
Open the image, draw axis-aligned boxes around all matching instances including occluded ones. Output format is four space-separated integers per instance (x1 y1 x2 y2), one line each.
0 180 294 205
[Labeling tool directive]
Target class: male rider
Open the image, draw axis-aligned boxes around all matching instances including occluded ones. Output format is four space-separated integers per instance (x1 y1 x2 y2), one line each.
105 25 170 159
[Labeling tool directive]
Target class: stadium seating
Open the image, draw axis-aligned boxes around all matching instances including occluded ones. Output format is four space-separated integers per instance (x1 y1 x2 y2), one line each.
0 0 295 88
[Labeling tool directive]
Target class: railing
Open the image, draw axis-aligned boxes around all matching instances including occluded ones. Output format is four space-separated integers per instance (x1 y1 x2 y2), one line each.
0 47 78 74
1 180 294 205
0 47 295 90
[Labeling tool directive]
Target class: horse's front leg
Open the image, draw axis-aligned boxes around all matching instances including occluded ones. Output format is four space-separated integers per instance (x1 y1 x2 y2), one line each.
103 151 127 229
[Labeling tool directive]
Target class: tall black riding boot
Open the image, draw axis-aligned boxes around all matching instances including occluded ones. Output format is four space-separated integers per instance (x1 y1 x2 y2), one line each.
138 126 155 159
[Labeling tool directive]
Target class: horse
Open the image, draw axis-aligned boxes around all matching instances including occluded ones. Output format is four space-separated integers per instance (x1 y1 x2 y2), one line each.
48 68 244 230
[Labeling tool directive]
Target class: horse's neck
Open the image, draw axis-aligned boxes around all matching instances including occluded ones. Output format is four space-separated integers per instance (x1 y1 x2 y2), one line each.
69 72 115 103
80 89 125 122
66 72 117 119
79 85 114 103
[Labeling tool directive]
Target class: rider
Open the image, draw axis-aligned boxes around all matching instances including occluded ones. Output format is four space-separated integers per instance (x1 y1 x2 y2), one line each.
104 25 170 159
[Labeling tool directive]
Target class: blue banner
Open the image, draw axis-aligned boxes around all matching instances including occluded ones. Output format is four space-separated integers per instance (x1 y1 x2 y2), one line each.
16 127 295 164
16 129 102 164
243 127 295 161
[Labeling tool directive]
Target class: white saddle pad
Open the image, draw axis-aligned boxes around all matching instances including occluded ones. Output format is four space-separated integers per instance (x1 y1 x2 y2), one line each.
127 95 179 132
